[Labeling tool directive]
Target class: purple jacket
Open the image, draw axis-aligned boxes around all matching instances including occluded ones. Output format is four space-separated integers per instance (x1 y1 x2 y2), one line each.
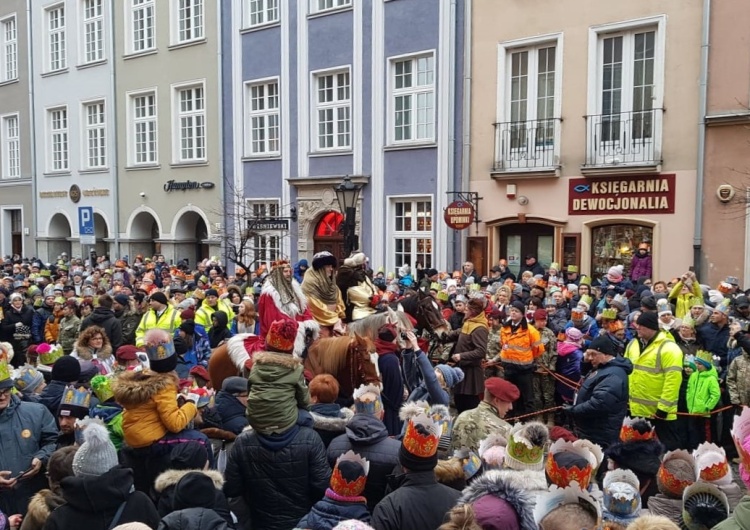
630 254 652 281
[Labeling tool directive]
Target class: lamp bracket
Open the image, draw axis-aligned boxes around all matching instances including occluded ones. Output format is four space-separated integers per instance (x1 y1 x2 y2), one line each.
445 191 483 231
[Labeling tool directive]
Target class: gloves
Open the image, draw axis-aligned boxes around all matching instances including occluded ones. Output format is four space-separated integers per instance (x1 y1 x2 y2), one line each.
14 322 22 328
562 403 573 413
185 393 200 406
654 409 668 420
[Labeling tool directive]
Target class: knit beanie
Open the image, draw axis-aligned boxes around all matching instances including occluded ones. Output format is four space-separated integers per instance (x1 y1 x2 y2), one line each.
682 482 729 530
51 355 81 383
636 311 659 331
435 364 465 388
564 327 583 343
266 320 298 353
473 495 522 530
179 320 196 336
72 420 119 477
173 472 215 510
113 294 130 307
332 522 375 530
377 323 398 342
204 289 219 298
399 413 440 472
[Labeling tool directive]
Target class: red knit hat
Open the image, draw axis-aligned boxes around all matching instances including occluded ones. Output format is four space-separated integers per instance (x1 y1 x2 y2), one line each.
266 320 298 353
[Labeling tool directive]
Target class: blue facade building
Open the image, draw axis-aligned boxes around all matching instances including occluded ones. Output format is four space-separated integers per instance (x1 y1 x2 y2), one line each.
223 0 464 274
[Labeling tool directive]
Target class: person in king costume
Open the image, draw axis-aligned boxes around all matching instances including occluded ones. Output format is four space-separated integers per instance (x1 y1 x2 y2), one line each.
336 252 382 322
257 260 319 357
301 252 347 337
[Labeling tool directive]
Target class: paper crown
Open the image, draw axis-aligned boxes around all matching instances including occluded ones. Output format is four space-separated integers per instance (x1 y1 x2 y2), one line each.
689 296 704 308
579 295 593 308
714 297 732 315
59 385 92 417
452 448 482 480
694 442 731 485
601 308 618 320
402 413 440 459
330 450 369 497
695 350 716 369
266 320 298 353
0 361 11 385
353 384 383 416
143 329 176 361
533 484 602 527
574 439 604 471
681 314 696 329
567 265 579 273
505 421 549 471
436 290 449 302
37 343 63 366
657 449 696 498
733 406 750 480
545 439 595 490
603 469 641 521
682 482 729 530
430 404 453 438
620 417 655 443
90 375 114 403
14 365 44 393
608 319 625 332
718 282 733 295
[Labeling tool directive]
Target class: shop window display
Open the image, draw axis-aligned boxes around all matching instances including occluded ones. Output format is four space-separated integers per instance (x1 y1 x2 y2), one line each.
591 224 652 281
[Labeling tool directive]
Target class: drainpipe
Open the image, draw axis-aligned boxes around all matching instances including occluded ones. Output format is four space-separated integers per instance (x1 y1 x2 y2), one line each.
109 2 120 258
460 0 472 267
216 0 226 268
27 0 38 258
447 0 457 270
693 0 711 278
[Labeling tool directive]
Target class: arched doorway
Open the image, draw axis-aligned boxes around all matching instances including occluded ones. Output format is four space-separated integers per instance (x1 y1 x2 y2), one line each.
93 213 109 258
313 211 345 263
174 210 209 268
129 211 160 258
48 213 72 259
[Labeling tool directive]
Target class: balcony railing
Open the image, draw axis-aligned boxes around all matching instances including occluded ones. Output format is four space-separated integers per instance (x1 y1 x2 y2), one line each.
584 108 664 168
493 118 561 172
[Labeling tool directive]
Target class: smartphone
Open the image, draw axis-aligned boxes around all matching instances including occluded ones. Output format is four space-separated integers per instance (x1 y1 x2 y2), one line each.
688 266 695 272
12 465 34 480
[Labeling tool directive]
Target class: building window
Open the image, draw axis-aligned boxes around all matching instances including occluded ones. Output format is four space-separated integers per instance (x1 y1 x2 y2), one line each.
246 0 278 27
586 21 664 167
83 101 106 169
130 91 157 165
47 5 67 72
48 107 69 172
393 198 432 270
246 80 279 156
82 0 104 63
495 40 561 171
175 84 206 162
314 70 350 151
130 0 155 53
1 16 17 82
1 115 20 178
391 54 435 144
175 0 203 43
314 0 352 13
247 200 281 267
591 224 653 281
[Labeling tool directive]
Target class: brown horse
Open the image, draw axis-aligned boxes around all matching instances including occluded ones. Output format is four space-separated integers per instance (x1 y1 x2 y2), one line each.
303 334 380 403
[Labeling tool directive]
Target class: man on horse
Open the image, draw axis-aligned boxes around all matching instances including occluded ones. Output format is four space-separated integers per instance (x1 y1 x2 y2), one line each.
257 260 319 357
301 251 347 338
336 252 381 322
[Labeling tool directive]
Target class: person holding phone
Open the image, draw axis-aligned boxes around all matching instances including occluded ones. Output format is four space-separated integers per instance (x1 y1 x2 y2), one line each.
0 361 58 516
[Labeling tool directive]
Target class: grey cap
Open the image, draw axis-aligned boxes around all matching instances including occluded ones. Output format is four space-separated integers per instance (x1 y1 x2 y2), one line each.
222 376 248 395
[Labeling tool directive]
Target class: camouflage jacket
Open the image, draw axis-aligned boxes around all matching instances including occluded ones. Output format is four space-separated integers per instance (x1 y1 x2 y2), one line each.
450 401 511 453
537 327 558 371
727 352 750 406
487 326 502 360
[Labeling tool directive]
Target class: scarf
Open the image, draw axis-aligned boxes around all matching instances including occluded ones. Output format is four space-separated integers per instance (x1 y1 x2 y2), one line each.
462 312 489 335
375 338 397 356
267 266 297 306
301 267 340 306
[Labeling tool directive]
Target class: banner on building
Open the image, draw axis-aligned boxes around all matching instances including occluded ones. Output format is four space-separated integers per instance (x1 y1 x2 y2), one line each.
568 174 676 215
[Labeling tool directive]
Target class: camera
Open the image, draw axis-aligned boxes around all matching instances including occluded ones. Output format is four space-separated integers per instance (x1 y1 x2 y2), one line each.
400 332 408 340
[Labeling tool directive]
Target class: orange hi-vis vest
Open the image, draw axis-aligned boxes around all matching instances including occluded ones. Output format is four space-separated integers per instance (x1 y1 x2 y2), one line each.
500 322 544 367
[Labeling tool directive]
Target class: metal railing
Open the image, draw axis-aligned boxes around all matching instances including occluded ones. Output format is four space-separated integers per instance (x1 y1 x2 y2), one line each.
584 108 663 167
493 118 561 172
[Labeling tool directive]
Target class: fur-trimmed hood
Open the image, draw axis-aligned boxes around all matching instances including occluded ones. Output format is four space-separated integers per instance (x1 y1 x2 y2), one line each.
605 439 665 476
112 369 180 408
253 351 301 369
24 488 66 530
310 406 353 431
458 469 537 530
72 342 113 361
153 468 224 494
435 458 466 485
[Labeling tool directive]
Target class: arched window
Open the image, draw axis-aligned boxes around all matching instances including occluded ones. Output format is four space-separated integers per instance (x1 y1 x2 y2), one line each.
315 211 344 237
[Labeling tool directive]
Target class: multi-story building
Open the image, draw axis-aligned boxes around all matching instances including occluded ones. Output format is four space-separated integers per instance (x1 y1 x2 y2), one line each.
699 0 750 287
0 1 34 258
469 0 702 281
223 0 465 273
115 0 222 265
30 0 117 261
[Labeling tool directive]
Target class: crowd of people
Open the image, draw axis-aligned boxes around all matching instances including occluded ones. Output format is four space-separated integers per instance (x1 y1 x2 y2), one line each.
0 247 750 529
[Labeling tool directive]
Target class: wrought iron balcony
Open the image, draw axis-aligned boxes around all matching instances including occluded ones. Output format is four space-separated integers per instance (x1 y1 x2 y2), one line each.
493 118 561 173
583 109 664 169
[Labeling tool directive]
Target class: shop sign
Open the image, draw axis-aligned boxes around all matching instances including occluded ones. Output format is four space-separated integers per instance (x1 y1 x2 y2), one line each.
444 200 475 230
568 174 676 215
82 189 110 197
39 190 68 199
247 219 289 231
163 180 216 192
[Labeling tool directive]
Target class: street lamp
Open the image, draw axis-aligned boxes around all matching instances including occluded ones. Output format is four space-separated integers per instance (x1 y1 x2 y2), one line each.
335 175 362 257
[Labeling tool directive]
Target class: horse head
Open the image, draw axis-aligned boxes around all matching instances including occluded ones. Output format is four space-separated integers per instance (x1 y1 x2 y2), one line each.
415 290 450 336
351 333 380 385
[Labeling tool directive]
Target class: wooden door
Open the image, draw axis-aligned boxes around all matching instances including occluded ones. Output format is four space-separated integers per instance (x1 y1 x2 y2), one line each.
467 237 488 277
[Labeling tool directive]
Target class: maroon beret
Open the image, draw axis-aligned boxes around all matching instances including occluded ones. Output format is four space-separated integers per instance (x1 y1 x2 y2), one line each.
116 345 140 361
485 377 520 403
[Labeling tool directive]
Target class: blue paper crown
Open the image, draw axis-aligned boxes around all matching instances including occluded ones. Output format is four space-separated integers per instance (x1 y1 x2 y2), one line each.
146 340 175 361
61 385 92 409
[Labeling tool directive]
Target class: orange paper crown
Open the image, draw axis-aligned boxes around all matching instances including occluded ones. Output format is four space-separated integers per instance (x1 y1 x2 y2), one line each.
545 439 595 490
402 413 439 459
271 259 290 269
620 417 655 443
608 320 626 332
330 451 369 497
657 450 696 498
694 442 731 484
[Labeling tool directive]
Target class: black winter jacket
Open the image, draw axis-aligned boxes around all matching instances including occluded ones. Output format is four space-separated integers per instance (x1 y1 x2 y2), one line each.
570 356 633 448
297 495 371 530
371 471 460 530
44 467 160 530
327 414 401 511
153 468 233 526
81 307 123 352
224 426 331 530
158 507 229 530
37 381 69 418
212 391 248 435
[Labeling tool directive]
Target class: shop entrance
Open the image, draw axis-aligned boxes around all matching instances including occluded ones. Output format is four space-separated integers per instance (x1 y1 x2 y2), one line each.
499 223 555 276
312 211 346 264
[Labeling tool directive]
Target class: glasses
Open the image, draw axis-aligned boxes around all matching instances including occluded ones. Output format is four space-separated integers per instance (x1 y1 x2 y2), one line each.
0 388 12 397
91 336 104 341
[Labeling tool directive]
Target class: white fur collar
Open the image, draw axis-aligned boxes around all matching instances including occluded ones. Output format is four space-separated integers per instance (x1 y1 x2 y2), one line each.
261 279 308 318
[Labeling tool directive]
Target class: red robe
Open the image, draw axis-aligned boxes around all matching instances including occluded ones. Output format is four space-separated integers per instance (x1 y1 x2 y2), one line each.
256 279 319 357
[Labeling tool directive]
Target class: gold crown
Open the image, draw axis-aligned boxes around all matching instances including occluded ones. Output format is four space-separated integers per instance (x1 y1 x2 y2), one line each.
620 417 655 443
402 413 439 459
330 450 369 497
545 439 595 490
